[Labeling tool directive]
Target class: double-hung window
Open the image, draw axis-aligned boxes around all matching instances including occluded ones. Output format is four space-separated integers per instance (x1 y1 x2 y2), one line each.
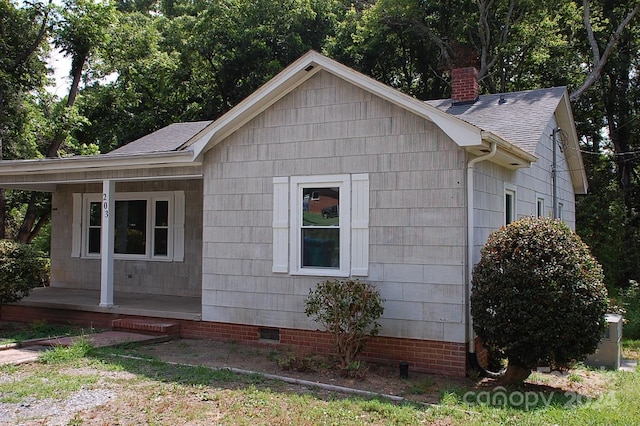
272 174 369 277
294 175 349 275
73 191 184 261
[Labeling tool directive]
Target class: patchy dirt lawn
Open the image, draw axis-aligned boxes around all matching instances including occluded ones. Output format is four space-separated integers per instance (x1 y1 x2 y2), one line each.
133 338 610 402
0 334 614 425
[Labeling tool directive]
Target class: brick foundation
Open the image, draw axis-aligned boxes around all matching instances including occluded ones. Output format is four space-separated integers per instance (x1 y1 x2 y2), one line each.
1 304 467 377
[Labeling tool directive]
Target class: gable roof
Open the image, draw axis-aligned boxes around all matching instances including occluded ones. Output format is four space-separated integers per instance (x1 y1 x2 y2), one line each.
426 87 587 194
185 51 536 169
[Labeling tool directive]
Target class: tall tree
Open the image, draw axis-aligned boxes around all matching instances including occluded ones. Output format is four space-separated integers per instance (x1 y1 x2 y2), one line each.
573 0 640 287
74 0 340 151
189 0 337 117
0 0 52 239
47 0 114 157
11 0 114 244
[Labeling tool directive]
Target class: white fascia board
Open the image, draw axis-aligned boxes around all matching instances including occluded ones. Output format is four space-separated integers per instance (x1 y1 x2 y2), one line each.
0 150 198 176
189 51 485 158
556 91 588 194
189 52 323 159
482 131 538 164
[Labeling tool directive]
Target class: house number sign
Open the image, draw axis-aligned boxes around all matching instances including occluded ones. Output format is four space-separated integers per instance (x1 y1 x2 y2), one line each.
103 193 109 218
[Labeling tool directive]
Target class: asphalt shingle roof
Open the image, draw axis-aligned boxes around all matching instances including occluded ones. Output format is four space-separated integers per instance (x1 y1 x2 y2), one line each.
426 86 566 155
106 86 565 159
107 120 213 155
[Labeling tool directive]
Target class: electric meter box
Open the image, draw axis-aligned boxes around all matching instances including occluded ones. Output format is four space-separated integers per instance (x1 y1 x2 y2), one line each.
585 314 623 370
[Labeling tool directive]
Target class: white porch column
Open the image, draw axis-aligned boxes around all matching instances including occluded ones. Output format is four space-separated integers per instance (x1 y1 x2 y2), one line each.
100 179 115 307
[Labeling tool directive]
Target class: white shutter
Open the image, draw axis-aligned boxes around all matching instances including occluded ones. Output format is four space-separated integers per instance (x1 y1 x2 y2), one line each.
173 191 185 262
272 177 289 273
71 193 82 258
351 174 369 276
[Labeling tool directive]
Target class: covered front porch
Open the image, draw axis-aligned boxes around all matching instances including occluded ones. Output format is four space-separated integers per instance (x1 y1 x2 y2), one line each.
10 286 201 321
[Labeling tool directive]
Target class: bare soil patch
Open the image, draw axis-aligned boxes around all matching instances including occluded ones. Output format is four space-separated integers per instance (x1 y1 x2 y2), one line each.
131 338 609 403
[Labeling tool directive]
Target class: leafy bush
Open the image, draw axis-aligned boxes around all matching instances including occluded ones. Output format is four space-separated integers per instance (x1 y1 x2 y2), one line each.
304 279 385 368
0 239 50 305
471 217 609 383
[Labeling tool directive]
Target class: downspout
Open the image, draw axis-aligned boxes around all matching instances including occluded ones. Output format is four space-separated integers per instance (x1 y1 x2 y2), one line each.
466 141 497 358
551 128 559 219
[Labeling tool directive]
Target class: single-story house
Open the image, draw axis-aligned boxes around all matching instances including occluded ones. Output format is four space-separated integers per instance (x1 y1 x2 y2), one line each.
0 51 586 376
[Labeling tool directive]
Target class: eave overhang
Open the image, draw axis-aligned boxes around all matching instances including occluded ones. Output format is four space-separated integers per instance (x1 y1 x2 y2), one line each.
556 91 588 194
0 150 202 191
465 131 538 169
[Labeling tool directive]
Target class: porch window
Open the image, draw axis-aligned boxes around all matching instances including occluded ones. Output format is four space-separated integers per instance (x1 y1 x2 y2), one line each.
115 200 147 255
154 200 169 256
79 191 183 261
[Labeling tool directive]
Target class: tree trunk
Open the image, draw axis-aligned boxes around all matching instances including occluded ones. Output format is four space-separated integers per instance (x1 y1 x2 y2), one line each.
0 188 5 239
46 54 86 158
0 128 4 239
15 192 41 243
500 363 531 385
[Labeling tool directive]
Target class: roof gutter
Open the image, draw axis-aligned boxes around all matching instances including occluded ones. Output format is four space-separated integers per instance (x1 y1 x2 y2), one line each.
466 141 497 354
0 150 198 176
481 131 537 165
480 130 538 166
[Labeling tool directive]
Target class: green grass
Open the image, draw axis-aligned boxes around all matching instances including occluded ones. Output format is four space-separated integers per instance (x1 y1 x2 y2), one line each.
433 369 640 426
0 370 99 403
0 321 97 345
1 335 99 404
39 336 93 364
405 377 436 395
623 339 640 360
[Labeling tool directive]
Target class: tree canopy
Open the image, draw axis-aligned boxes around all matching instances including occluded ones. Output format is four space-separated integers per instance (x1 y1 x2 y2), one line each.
1 0 639 292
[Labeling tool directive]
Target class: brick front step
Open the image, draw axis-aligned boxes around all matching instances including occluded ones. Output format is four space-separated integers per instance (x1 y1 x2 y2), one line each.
111 318 180 337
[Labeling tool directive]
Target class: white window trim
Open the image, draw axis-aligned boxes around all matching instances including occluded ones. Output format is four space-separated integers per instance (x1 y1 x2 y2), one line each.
558 202 564 221
78 191 182 262
290 174 351 277
536 194 545 218
504 184 517 225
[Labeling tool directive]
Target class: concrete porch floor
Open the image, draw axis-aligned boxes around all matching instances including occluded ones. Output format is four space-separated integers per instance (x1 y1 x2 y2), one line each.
13 286 201 321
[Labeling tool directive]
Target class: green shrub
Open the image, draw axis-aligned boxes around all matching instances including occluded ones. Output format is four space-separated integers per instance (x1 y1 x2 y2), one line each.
471 217 609 383
304 279 384 367
0 239 50 305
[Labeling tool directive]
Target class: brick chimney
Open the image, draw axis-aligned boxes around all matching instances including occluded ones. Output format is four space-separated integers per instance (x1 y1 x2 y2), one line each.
451 67 479 104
